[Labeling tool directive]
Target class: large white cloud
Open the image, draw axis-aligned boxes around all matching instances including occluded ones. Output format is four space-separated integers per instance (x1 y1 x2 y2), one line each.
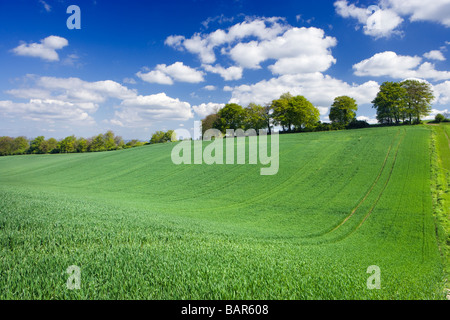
353 51 450 81
434 81 450 104
166 18 337 76
1 76 137 126
2 76 195 128
0 99 95 125
386 0 450 27
229 27 337 74
12 36 68 61
335 1 404 38
228 72 380 107
136 62 205 85
335 0 450 38
165 17 288 64
110 93 194 127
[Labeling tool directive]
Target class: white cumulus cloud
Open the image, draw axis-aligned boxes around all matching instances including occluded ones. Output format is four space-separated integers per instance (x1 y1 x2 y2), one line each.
165 17 289 65
192 102 225 117
335 0 450 39
202 64 243 80
424 50 446 61
353 51 450 81
229 72 380 107
111 93 194 127
12 35 68 61
136 62 205 85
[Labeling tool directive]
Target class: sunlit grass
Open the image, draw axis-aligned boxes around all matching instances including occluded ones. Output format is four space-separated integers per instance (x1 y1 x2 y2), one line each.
0 125 446 299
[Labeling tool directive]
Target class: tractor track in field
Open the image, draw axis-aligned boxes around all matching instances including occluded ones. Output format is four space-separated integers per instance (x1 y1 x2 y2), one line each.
300 129 402 240
329 130 400 233
353 130 405 231
176 140 338 213
333 128 405 242
161 140 308 203
298 129 406 245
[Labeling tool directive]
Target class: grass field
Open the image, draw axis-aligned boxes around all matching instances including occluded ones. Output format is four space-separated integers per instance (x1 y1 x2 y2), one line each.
0 125 448 299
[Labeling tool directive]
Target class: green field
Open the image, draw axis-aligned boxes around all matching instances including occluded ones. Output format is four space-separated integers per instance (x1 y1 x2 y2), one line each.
0 125 448 299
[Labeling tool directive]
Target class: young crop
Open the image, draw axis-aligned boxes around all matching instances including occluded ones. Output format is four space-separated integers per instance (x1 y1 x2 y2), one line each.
0 126 446 299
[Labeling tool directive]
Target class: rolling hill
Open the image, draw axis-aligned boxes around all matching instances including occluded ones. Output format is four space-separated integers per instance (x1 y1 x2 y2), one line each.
0 125 448 299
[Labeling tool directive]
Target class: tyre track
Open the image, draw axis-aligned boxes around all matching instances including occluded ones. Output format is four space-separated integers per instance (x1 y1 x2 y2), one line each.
297 128 406 245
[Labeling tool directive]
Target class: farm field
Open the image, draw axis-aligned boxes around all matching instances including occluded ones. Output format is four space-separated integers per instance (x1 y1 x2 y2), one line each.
0 125 448 299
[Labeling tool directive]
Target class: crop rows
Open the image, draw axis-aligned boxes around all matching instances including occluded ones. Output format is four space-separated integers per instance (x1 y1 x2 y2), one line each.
0 126 446 299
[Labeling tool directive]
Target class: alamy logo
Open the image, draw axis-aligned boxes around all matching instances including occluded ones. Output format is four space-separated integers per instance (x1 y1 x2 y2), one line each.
171 121 279 176
67 5 81 30
66 265 81 290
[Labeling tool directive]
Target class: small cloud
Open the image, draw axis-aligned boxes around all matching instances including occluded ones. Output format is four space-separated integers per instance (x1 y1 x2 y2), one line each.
317 106 329 115
203 85 216 91
136 62 205 85
123 77 137 85
61 53 81 67
201 14 235 29
203 64 243 81
39 0 51 12
223 85 233 92
12 35 68 62
192 102 225 117
357 115 378 124
190 92 200 99
423 50 446 61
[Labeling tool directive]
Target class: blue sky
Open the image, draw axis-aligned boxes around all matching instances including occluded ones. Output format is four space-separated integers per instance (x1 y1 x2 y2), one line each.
0 0 449 140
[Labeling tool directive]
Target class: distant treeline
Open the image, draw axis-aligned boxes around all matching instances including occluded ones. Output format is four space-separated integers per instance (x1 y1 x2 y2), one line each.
201 92 369 135
1 80 445 156
0 131 148 156
201 80 442 135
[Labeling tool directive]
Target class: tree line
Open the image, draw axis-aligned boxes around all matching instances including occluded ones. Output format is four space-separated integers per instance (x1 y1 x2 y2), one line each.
201 92 368 135
202 79 438 135
0 131 147 156
0 79 442 156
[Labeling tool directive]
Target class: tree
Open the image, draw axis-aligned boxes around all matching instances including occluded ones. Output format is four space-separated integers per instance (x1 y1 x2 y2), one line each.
150 130 174 144
271 93 320 131
75 138 88 153
12 136 29 155
46 138 58 153
125 139 144 148
150 131 165 144
29 136 45 154
114 135 124 149
165 130 175 142
401 79 434 123
329 96 358 128
435 113 445 123
0 137 14 156
271 92 293 131
213 103 246 133
201 113 219 135
244 103 267 132
58 135 77 153
372 82 407 124
89 134 105 152
103 130 116 151
38 138 58 154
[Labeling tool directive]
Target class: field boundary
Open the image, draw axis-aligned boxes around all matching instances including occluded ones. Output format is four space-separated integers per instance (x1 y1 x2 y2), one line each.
430 124 450 299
